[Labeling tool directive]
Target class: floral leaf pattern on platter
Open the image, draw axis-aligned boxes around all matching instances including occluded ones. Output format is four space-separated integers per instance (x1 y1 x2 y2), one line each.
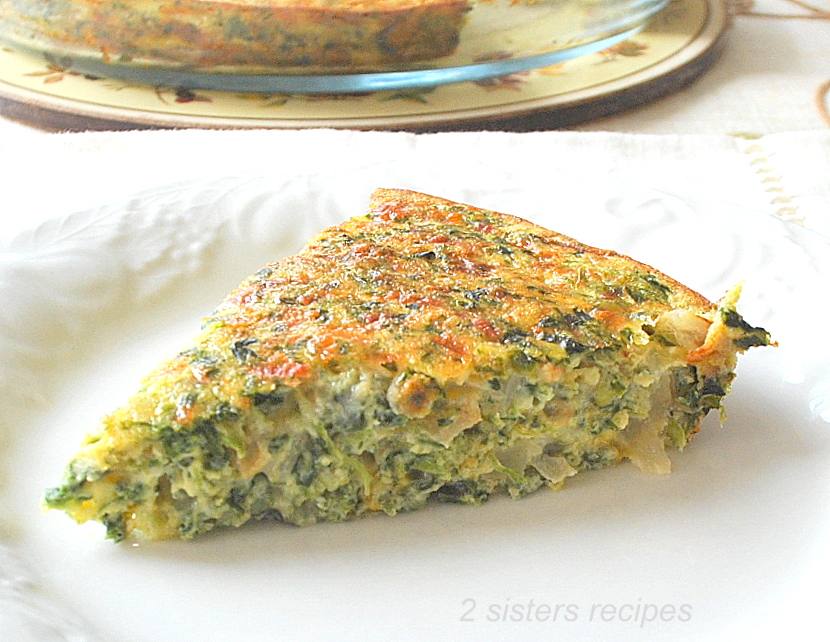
9 33 664 110
24 61 89 84
24 64 74 84
474 71 531 91
245 93 293 107
380 87 437 103
154 87 213 104
597 41 650 62
535 63 567 76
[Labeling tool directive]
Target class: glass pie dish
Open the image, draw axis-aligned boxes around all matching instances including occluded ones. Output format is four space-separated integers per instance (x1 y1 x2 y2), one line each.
0 0 671 93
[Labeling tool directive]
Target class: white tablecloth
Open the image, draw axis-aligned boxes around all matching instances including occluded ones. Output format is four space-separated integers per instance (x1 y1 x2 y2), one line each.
0 128 828 243
573 0 830 134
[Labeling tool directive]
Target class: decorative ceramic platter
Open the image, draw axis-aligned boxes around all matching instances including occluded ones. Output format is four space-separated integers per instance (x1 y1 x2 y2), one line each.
0 0 725 130
1 167 829 642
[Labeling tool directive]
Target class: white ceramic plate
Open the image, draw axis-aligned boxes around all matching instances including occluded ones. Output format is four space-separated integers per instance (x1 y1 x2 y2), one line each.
1 171 829 642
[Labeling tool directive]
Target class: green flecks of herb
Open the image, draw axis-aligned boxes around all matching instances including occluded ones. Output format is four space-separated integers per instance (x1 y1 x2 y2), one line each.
256 508 285 523
408 468 439 491
563 309 592 327
185 349 220 377
379 449 417 478
734 335 768 349
587 421 606 436
537 308 592 333
176 512 196 538
268 434 290 453
358 300 384 311
701 378 726 397
580 451 608 470
232 338 259 363
102 513 127 542
325 391 367 434
177 512 218 539
432 479 489 504
43 483 90 507
43 461 104 507
159 419 231 470
624 273 671 304
373 395 405 427
509 349 539 371
115 480 147 504
252 390 286 412
700 396 724 412
292 435 329 486
700 376 732 411
722 309 751 329
559 337 588 354
249 473 278 518
488 378 502 391
463 288 489 302
414 250 437 260
227 473 276 516
671 366 699 409
537 330 589 354
227 485 247 512
178 390 198 406
665 418 690 449
501 328 532 345
213 401 242 423
624 286 646 303
194 419 232 470
619 327 637 344
646 329 678 347
159 426 195 459
293 455 317 486
721 309 771 349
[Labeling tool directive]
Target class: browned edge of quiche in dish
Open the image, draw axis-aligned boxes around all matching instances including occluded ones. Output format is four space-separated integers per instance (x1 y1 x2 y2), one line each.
43 188 772 542
0 0 470 70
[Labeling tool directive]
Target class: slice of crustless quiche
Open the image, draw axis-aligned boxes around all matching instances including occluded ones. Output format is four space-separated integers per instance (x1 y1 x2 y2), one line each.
44 188 771 541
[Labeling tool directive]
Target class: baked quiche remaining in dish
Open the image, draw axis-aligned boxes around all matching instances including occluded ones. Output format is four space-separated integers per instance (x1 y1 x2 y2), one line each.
44 188 771 542
0 0 469 70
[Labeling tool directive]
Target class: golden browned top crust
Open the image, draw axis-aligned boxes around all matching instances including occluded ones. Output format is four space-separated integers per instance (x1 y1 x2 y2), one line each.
130 187 715 407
